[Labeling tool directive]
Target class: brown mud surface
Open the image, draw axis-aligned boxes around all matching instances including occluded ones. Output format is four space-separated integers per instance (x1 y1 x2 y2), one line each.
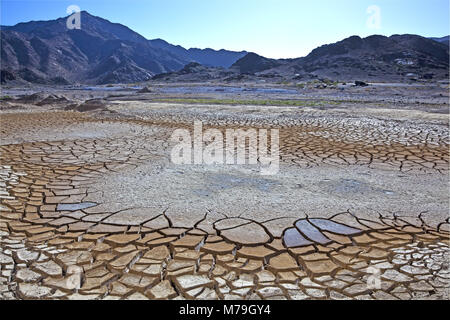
0 83 449 300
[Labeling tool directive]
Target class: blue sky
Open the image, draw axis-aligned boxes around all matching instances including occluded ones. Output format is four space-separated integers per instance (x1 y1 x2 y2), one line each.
1 0 449 58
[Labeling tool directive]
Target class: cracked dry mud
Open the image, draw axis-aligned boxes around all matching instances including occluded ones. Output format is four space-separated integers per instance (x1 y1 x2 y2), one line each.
0 96 449 300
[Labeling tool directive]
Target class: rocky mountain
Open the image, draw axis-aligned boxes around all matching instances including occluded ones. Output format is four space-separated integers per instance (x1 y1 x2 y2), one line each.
149 39 247 68
230 52 286 74
151 62 235 82
430 36 450 47
237 34 449 81
0 11 247 84
151 54 285 83
1 11 448 84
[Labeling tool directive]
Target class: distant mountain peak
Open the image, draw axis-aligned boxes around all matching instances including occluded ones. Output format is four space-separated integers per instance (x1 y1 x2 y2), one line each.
1 11 248 84
1 11 448 84
429 35 450 47
231 52 283 74
228 34 448 81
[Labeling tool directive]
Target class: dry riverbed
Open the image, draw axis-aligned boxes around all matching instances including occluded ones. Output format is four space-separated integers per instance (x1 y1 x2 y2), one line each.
0 82 449 300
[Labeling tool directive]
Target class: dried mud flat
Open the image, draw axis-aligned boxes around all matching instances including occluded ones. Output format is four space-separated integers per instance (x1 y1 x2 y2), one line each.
0 83 449 300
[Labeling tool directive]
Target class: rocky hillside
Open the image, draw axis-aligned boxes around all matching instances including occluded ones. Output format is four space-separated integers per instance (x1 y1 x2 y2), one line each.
248 34 449 81
0 11 246 84
151 34 450 83
149 39 247 68
230 53 286 74
2 11 448 84
151 62 235 82
430 36 450 47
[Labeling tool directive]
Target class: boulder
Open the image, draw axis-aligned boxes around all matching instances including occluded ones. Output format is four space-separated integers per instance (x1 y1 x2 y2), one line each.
354 80 368 87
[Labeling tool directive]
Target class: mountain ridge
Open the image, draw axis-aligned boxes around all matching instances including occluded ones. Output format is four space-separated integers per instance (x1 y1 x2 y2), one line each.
1 11 247 84
230 34 449 81
1 11 448 84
